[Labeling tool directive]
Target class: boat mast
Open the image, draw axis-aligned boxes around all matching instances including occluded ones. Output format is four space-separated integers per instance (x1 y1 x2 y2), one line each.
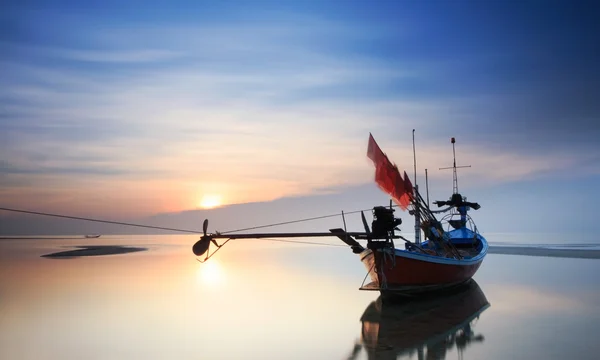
413 129 417 189
425 168 430 207
412 129 421 244
440 137 471 195
452 137 458 193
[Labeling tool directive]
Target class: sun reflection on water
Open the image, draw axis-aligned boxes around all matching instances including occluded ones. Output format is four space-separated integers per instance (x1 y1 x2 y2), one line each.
196 260 225 286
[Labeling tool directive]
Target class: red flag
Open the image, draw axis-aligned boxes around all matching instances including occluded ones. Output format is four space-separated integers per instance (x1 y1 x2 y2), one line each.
398 171 413 209
375 162 407 209
374 155 394 194
367 133 409 210
403 170 413 195
398 192 411 210
367 133 384 164
389 164 404 202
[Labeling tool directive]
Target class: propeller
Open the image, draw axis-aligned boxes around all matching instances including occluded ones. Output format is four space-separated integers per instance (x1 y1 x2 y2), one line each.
193 219 212 256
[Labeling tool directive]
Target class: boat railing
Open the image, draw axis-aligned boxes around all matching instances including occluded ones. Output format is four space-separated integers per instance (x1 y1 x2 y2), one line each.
439 211 480 236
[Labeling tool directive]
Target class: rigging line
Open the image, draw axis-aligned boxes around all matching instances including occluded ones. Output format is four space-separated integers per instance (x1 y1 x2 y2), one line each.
0 205 377 237
218 207 375 234
241 237 347 247
361 262 375 288
0 207 203 234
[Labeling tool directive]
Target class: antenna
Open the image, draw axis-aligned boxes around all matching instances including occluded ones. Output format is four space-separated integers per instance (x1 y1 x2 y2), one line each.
439 137 471 194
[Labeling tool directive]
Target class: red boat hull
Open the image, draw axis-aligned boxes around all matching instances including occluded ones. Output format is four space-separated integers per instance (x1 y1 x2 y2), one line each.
359 246 485 296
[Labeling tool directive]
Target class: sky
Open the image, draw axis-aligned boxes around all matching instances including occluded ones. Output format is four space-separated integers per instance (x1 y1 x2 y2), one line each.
1 0 599 234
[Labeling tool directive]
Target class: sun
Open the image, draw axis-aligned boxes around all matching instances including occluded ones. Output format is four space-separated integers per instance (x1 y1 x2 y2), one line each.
199 194 222 209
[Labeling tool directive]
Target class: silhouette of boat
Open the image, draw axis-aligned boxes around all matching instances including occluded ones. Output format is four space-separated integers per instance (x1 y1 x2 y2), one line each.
349 280 489 360
84 234 101 238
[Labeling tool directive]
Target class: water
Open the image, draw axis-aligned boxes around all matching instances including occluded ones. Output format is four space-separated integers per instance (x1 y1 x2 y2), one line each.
1 234 600 359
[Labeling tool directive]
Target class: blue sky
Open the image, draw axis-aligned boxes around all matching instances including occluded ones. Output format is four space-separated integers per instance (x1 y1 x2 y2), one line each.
1 0 598 233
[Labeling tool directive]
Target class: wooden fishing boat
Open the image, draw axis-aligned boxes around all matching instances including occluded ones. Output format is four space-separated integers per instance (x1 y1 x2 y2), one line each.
357 197 488 298
192 132 488 297
353 279 489 360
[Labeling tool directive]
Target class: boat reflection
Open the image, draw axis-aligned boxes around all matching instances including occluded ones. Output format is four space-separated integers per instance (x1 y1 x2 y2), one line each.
353 280 489 360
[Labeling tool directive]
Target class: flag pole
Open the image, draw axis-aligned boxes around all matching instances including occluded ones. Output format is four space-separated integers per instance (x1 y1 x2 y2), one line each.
425 168 430 208
412 129 417 186
412 129 421 244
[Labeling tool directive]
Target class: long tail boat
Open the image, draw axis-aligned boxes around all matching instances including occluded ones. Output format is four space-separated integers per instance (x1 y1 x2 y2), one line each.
193 132 488 297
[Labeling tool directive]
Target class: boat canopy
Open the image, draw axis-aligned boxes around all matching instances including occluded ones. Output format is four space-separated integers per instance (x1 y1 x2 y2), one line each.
447 227 482 243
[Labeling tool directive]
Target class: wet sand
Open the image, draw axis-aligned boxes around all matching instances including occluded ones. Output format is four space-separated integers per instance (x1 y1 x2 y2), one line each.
488 246 600 259
0 237 86 240
41 245 147 258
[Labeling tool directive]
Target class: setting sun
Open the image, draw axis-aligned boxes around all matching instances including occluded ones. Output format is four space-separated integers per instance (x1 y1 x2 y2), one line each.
199 194 222 209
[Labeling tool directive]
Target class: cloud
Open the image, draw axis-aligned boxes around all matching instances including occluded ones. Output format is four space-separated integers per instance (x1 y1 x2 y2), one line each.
1 7 598 217
53 49 182 63
0 41 182 63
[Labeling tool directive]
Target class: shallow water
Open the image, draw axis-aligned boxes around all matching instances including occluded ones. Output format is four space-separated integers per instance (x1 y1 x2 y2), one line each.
1 235 600 359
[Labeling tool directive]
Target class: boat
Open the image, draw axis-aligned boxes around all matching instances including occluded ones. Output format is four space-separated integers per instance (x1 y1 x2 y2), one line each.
350 280 490 360
192 132 488 297
85 234 101 238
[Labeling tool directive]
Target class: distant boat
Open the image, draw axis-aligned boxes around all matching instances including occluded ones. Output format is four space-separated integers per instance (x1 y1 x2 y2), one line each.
355 280 489 359
85 234 101 238
192 133 488 297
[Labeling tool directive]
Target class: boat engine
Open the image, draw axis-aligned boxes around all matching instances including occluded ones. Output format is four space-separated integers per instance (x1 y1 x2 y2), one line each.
371 206 402 239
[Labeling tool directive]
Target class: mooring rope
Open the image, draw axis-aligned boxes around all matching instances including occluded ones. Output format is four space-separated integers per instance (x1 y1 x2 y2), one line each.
219 208 374 234
250 238 348 247
0 207 202 234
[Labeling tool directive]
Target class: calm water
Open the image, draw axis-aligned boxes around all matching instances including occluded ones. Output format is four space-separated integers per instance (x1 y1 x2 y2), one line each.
1 235 600 359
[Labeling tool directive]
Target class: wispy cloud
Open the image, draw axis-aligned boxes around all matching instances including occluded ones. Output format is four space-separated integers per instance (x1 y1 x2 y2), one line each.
1 41 182 63
1 6 598 217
